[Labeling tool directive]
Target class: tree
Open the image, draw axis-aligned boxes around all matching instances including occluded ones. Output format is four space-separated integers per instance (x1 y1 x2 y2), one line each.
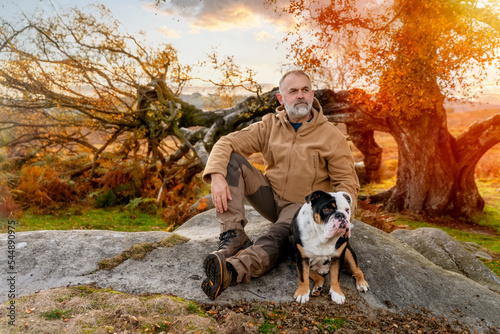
0 4 271 190
267 0 500 218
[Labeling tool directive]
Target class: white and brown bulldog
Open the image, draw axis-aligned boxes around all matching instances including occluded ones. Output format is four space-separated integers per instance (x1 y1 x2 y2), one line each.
290 190 369 304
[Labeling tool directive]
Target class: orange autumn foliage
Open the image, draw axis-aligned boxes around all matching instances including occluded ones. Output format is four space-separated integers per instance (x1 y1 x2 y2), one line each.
13 166 80 213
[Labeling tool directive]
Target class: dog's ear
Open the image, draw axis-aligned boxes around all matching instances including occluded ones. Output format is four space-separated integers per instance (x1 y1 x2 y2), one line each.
305 190 327 204
339 192 352 204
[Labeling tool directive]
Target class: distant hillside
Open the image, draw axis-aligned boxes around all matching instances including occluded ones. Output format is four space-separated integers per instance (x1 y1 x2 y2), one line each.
445 100 500 113
179 84 276 110
179 92 207 109
180 85 500 113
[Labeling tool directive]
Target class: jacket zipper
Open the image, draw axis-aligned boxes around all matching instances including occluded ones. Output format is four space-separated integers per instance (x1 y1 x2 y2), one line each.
311 151 318 192
282 132 297 198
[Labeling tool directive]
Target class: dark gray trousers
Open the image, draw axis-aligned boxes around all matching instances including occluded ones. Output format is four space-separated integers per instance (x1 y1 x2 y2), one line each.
218 153 302 284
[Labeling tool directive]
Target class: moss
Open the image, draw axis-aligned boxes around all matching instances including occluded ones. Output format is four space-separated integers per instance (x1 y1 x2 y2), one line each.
97 233 189 271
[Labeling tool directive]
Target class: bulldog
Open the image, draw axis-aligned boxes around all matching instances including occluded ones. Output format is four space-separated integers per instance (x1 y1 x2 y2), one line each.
289 190 369 304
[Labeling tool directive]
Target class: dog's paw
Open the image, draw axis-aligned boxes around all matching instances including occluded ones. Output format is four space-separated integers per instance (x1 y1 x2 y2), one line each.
311 286 323 296
329 289 345 304
356 280 369 292
295 293 310 304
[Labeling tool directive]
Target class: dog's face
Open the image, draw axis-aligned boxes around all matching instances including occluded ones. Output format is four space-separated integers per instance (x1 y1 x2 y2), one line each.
305 190 352 239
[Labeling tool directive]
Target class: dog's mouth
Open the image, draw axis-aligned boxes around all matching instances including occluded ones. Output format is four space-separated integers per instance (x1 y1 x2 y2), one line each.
324 215 350 239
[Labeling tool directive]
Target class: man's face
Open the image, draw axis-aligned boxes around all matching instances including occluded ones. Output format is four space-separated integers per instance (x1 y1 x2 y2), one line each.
277 73 314 121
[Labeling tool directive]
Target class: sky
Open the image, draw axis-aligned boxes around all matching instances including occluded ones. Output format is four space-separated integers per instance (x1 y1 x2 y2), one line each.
2 0 499 102
1 0 294 89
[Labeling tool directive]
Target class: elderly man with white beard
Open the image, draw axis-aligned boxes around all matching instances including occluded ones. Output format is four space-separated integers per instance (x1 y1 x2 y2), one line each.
200 70 360 300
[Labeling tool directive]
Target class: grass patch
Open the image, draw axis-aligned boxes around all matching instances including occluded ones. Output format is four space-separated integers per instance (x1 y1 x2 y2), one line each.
97 233 189 271
317 316 347 332
257 307 288 333
186 300 207 317
145 321 172 332
481 259 500 276
358 175 500 277
394 209 500 276
6 285 219 333
1 206 167 233
395 215 500 254
40 309 72 320
358 176 500 253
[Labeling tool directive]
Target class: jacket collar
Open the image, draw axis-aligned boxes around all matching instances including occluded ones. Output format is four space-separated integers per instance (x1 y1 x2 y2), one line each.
275 98 327 134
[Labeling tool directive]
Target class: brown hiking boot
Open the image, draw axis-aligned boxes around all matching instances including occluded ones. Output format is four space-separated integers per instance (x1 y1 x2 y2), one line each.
201 252 237 300
217 229 253 258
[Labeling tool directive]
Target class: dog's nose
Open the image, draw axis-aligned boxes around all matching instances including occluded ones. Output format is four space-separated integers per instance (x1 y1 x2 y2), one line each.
335 212 345 220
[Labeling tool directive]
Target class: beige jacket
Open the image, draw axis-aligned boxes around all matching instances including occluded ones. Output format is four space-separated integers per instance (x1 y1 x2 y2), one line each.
203 98 360 207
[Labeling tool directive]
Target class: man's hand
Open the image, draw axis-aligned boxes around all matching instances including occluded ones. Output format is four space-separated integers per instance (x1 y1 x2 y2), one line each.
211 173 232 213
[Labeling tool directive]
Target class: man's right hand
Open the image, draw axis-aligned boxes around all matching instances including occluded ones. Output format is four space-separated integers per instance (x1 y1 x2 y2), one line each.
211 173 232 213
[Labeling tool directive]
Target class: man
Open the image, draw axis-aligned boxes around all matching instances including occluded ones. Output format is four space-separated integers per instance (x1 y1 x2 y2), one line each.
201 70 360 300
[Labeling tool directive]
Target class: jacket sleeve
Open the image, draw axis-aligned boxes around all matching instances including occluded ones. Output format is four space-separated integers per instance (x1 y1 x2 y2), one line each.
202 117 270 183
328 137 360 216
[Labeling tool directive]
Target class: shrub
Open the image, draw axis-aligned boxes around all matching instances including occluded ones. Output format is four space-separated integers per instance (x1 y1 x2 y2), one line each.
159 174 210 229
96 160 146 205
12 166 79 213
356 199 399 233
0 183 20 218
125 197 158 215
93 188 117 208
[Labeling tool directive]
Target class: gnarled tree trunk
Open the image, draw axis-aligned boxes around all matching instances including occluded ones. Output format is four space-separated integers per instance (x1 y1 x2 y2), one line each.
318 89 500 218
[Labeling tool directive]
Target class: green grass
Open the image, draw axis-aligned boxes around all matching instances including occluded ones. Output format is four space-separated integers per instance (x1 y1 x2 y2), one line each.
362 177 500 276
481 258 500 273
257 307 288 333
394 207 500 276
359 177 500 251
186 300 207 317
317 316 347 332
40 309 72 320
394 211 500 253
1 206 168 233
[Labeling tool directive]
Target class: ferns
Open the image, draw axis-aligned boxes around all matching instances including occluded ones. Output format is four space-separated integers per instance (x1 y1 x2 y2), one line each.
13 166 79 213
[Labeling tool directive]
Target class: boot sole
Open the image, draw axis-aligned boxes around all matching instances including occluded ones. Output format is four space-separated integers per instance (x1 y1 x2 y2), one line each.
201 252 225 300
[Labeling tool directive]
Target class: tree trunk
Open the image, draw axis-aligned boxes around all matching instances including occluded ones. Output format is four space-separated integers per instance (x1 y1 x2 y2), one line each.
318 90 500 219
382 111 484 217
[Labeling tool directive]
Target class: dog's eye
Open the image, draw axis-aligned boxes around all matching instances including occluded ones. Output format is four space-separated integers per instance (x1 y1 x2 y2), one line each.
323 207 331 213
346 208 350 213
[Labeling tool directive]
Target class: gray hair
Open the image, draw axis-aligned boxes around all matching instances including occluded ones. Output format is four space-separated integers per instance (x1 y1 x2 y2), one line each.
278 70 311 94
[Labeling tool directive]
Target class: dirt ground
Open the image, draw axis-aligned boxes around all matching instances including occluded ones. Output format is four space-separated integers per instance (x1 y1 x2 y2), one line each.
201 287 497 334
3 284 499 334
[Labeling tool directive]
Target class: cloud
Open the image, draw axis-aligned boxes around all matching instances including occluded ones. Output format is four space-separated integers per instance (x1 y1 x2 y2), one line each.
141 2 176 15
149 0 293 31
157 26 181 38
255 31 274 41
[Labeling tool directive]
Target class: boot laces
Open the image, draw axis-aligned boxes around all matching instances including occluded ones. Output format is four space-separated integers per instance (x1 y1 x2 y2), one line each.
218 230 237 250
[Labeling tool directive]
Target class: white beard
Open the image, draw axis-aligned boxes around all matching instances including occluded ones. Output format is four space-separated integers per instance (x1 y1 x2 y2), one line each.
284 99 312 120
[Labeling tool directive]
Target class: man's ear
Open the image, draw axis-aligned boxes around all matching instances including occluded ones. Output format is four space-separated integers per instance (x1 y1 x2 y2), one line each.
277 93 284 105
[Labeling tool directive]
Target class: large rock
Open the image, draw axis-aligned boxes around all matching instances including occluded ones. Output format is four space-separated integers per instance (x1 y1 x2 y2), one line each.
391 227 500 292
0 230 170 298
1 207 499 333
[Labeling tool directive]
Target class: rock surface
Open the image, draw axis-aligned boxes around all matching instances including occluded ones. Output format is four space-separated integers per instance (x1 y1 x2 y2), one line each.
391 227 500 292
1 207 499 333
